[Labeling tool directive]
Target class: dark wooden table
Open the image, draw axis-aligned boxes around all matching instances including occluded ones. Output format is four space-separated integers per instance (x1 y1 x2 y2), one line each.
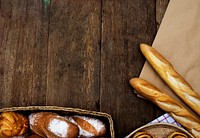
0 0 170 137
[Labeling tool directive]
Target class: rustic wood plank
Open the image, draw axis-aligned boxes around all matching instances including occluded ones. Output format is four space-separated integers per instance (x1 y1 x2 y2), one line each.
0 0 171 137
100 0 158 137
46 0 101 110
0 0 49 107
156 0 170 28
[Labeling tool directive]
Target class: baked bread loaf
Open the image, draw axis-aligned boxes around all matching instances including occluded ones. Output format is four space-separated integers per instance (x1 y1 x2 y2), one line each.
129 78 200 138
68 115 106 137
168 132 188 138
140 43 200 116
29 112 79 138
0 112 28 137
133 131 155 138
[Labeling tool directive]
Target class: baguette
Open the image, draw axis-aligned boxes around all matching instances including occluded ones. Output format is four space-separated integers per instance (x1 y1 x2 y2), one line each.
129 78 200 138
140 44 200 116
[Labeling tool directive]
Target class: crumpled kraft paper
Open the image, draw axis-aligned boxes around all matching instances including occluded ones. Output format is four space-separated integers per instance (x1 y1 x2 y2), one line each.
139 0 200 117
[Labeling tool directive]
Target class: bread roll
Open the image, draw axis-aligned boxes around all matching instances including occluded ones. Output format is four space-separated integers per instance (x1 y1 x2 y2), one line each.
68 115 106 137
129 78 200 138
168 132 188 138
140 44 200 116
0 112 28 137
29 112 79 138
133 131 155 138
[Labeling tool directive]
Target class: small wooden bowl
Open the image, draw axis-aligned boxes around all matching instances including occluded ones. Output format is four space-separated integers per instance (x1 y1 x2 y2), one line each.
125 123 194 138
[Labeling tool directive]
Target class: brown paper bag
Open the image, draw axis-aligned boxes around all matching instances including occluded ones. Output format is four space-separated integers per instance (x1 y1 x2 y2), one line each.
139 0 200 117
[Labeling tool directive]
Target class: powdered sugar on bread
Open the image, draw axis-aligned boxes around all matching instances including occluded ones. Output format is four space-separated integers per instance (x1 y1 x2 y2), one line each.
69 115 106 137
29 113 42 129
28 112 79 138
75 116 105 132
48 118 69 137
69 117 94 137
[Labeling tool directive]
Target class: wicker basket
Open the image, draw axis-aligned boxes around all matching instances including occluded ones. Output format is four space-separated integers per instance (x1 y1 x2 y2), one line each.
0 106 114 138
125 123 194 138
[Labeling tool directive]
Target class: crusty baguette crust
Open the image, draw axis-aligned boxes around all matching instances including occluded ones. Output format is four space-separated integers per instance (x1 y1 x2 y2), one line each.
130 78 200 138
140 44 200 116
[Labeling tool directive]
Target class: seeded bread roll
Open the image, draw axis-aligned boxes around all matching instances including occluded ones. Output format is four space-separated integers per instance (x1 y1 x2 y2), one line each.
140 44 200 116
129 78 200 138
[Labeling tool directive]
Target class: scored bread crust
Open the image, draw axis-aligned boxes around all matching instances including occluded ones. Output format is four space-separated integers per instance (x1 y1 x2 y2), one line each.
29 112 79 138
69 115 106 137
140 43 200 116
129 78 200 138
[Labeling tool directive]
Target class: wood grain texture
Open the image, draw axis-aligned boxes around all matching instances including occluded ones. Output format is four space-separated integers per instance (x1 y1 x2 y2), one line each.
0 0 171 137
46 0 101 110
156 0 170 28
100 0 158 137
0 0 49 107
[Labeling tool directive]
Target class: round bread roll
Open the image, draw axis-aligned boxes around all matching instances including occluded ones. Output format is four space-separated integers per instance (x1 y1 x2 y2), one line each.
133 131 155 138
168 132 188 138
0 112 28 137
29 112 79 138
68 115 106 137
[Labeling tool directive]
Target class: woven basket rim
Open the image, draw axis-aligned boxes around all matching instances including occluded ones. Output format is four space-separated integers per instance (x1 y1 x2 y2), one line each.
0 106 115 138
125 122 194 138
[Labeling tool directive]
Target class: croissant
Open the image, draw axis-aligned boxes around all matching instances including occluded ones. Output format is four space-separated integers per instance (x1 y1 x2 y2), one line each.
0 112 28 137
